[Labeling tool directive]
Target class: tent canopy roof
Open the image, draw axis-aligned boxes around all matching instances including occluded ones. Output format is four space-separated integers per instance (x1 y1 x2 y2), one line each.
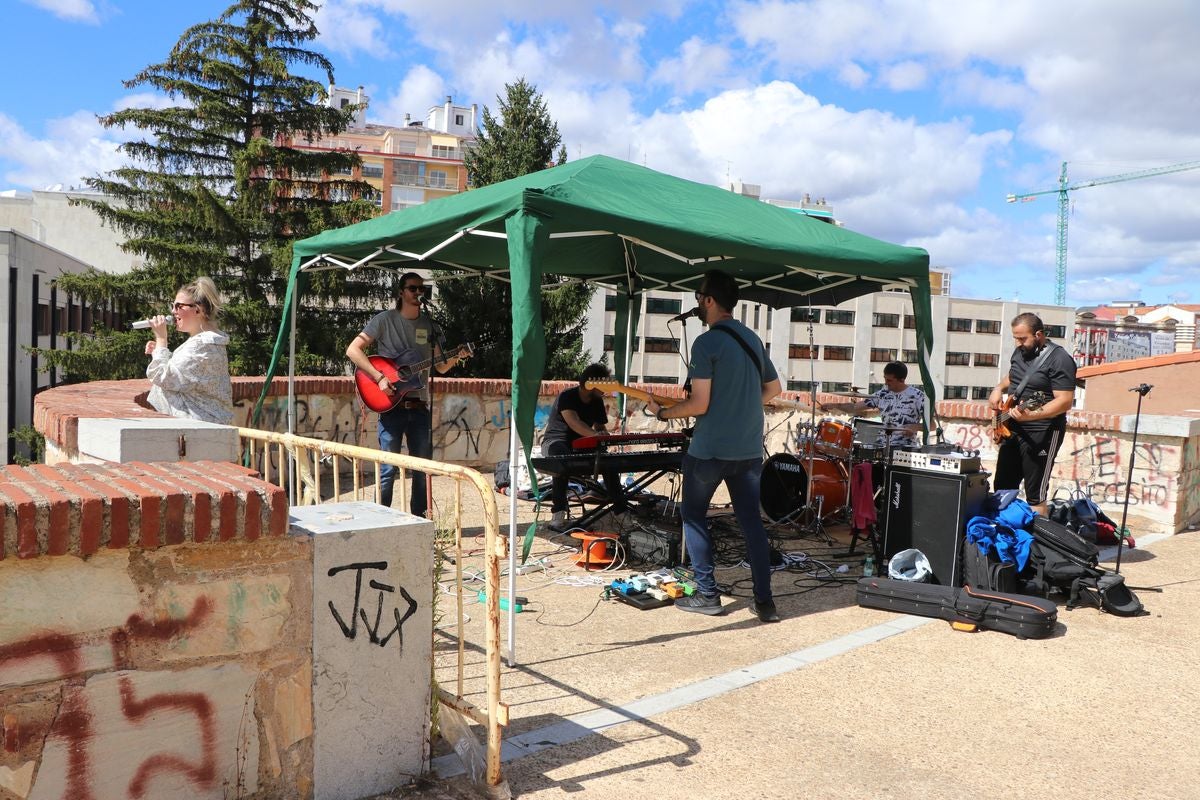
292 154 930 306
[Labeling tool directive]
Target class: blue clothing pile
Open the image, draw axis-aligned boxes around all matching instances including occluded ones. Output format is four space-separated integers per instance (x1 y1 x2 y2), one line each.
966 492 1036 572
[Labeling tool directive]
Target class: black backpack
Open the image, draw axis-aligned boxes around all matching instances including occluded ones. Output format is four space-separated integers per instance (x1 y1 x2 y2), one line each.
1022 517 1145 617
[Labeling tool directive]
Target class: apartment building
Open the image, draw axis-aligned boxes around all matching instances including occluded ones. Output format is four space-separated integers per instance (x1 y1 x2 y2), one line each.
283 90 478 213
586 276 1073 402
1 231 115 462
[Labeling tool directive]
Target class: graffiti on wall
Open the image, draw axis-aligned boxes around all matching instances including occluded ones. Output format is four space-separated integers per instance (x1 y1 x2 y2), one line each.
326 562 418 649
0 597 255 800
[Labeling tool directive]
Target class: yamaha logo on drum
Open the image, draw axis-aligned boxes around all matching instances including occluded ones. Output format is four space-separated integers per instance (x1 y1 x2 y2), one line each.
772 460 805 474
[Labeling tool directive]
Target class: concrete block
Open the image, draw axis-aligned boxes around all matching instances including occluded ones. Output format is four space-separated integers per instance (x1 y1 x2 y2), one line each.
77 417 238 464
290 502 434 800
1120 414 1200 438
28 663 260 800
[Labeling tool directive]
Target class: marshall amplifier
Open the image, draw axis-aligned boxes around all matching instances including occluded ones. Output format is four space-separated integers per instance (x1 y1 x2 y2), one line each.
883 467 990 587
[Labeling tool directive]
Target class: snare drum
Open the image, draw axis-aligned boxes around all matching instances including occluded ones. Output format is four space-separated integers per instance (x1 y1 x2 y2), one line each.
812 418 853 457
760 453 848 522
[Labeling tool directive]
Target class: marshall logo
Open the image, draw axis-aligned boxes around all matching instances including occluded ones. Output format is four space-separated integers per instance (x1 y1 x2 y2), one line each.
891 482 902 509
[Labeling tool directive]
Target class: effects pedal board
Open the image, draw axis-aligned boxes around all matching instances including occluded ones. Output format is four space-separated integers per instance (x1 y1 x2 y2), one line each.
891 449 981 475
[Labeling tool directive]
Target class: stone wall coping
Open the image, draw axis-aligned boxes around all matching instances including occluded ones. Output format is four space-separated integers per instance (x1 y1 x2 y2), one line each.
35 376 1129 452
0 460 288 560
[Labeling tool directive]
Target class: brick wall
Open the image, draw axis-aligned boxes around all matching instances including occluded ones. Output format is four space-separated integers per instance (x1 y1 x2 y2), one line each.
33 376 1200 533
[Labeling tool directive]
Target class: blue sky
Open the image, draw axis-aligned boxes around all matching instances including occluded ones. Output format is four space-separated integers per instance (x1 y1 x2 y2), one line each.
5 0 1200 307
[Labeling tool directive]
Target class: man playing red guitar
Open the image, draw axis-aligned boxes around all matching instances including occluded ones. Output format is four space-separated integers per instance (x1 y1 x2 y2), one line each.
346 272 465 516
987 312 1077 516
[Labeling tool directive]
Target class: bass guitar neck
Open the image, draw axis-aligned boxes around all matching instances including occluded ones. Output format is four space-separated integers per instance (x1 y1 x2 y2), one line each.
583 380 682 408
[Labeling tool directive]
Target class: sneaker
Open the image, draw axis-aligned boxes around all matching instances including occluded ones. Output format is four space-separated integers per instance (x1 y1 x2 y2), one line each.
754 600 781 623
548 510 568 531
675 592 724 616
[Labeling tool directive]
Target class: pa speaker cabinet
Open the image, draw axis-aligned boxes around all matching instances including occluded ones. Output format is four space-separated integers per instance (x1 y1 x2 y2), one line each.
883 467 989 587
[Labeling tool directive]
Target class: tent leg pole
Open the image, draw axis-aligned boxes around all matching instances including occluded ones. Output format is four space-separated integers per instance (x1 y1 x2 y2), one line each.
507 412 519 666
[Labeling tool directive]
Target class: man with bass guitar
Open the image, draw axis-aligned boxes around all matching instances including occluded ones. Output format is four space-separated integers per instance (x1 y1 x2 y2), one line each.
346 272 468 517
987 312 1077 516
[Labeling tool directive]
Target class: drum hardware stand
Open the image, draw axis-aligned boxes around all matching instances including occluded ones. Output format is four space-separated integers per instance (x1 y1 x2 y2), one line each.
1114 383 1152 574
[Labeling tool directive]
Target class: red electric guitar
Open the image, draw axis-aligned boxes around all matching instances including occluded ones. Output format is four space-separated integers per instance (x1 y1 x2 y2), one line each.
354 343 473 413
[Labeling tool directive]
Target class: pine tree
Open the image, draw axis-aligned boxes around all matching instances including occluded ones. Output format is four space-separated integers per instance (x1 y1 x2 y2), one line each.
434 79 593 379
42 0 386 381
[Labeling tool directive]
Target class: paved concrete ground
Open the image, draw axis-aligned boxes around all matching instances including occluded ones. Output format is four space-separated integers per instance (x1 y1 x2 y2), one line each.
379 478 1200 800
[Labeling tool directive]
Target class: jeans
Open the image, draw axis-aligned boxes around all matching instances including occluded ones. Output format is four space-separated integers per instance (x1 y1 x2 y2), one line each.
545 439 626 514
378 406 432 516
681 453 773 603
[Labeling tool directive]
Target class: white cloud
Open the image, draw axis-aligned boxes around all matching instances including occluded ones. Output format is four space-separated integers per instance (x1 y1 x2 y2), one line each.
315 0 390 59
371 66 448 127
0 112 126 190
879 60 927 91
20 0 98 24
837 62 870 89
651 37 738 96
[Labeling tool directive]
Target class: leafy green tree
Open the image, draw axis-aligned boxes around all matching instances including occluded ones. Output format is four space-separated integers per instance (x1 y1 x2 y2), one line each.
435 78 590 379
41 0 386 381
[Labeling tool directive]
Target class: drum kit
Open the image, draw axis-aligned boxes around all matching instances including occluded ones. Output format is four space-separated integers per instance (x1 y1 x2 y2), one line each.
760 414 912 532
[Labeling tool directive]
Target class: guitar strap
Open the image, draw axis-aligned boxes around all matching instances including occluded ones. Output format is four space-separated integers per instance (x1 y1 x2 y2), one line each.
1011 341 1057 400
711 324 764 379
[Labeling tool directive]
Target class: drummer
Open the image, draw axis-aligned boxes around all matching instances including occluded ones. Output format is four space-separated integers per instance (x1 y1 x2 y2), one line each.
820 361 925 449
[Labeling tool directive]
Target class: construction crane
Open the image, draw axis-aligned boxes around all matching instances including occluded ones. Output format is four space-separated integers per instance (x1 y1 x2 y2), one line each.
1007 160 1200 306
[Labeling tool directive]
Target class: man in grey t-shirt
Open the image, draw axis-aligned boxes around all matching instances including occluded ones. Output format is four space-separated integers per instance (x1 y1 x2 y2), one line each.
346 272 467 516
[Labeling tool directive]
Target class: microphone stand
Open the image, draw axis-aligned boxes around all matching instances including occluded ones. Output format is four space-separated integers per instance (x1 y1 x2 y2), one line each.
1114 383 1152 574
422 294 442 517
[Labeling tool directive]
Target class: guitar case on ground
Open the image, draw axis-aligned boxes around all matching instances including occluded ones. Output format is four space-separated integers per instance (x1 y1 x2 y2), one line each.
856 577 1058 640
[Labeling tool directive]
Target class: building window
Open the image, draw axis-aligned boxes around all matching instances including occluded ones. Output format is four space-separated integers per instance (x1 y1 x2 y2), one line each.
823 381 852 393
1046 324 1066 339
787 380 815 393
643 337 678 354
431 145 457 159
825 310 855 325
603 335 640 351
869 382 884 394
946 352 971 366
944 385 969 399
870 348 897 362
641 375 678 385
972 386 992 400
604 294 616 311
791 308 820 323
947 318 973 332
824 346 853 361
903 315 916 330
976 319 1001 334
361 162 384 179
789 344 818 359
974 353 999 367
454 114 464 126
427 169 447 188
873 313 900 328
390 186 423 210
37 304 51 336
902 349 919 363
645 297 683 315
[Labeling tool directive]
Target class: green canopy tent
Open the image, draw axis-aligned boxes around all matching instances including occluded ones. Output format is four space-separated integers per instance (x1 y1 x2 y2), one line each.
260 155 933 661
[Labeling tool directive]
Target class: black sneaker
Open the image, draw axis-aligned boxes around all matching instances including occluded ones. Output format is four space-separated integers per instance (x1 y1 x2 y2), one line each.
675 592 724 616
754 600 781 623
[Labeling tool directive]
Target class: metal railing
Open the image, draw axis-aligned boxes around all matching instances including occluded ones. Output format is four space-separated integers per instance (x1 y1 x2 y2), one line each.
237 428 508 792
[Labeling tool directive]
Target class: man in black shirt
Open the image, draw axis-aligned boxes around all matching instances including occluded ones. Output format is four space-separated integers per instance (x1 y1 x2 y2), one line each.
987 312 1077 515
542 363 627 530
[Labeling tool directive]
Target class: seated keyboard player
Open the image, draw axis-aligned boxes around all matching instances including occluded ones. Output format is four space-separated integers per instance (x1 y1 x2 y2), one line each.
542 364 628 531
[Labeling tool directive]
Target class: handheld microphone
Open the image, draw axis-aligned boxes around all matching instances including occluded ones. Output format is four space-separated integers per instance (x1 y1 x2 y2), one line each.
131 316 175 330
668 307 699 323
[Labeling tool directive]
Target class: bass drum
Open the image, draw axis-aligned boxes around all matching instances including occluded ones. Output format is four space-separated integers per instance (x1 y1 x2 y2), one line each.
760 453 847 522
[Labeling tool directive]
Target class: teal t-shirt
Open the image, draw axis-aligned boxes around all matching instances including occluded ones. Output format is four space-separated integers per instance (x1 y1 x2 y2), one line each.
687 320 779 461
